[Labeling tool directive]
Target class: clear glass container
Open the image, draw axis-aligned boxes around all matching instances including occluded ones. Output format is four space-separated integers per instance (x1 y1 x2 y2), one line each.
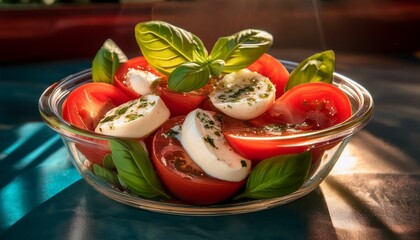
39 61 373 216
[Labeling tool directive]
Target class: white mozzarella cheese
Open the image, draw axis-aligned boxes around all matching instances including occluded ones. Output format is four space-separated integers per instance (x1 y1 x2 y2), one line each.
209 69 276 120
179 109 251 182
126 69 160 96
95 95 170 138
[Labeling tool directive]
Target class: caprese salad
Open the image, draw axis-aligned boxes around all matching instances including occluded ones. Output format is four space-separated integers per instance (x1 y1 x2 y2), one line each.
63 21 352 205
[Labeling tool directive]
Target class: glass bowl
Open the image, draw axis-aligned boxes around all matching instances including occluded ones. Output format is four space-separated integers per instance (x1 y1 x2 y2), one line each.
38 60 373 216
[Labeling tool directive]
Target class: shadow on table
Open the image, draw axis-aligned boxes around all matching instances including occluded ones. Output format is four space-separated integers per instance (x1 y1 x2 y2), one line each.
2 180 337 239
0 122 81 234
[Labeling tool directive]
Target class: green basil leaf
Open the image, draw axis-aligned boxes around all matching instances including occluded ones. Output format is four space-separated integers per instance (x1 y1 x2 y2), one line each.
92 39 127 84
209 29 273 73
109 139 170 199
192 34 208 63
285 50 335 91
168 62 211 92
103 154 115 170
93 164 119 185
118 174 163 199
234 151 311 200
208 59 225 76
110 148 143 176
135 21 208 76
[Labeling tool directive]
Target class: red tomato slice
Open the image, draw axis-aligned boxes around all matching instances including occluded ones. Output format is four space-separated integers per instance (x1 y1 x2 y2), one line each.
222 118 309 161
152 116 246 205
74 142 111 166
63 82 131 130
114 56 162 99
248 53 290 99
224 82 352 161
156 80 213 117
63 82 131 165
267 82 352 129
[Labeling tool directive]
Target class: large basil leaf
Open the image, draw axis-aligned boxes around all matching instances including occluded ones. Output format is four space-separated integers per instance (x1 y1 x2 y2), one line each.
192 34 209 63
135 21 208 76
92 39 127 84
209 29 273 73
285 50 335 91
234 151 311 200
109 139 170 199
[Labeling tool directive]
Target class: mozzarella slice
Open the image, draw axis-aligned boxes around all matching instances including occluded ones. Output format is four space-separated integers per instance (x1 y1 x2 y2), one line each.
209 69 276 120
95 95 170 138
179 109 251 182
126 69 160 96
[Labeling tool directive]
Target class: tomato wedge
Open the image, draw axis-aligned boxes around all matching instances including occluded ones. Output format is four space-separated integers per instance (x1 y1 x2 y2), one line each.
63 82 131 130
267 82 352 129
156 80 213 117
62 82 131 165
114 56 162 99
152 116 246 205
248 53 290 99
224 82 352 161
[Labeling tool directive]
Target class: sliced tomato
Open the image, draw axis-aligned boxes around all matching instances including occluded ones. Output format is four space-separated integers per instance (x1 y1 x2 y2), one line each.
248 53 290 99
63 82 131 165
63 82 131 130
114 56 162 99
74 141 111 166
224 82 352 161
152 116 246 205
197 97 219 112
222 118 309 161
156 80 213 117
267 82 352 129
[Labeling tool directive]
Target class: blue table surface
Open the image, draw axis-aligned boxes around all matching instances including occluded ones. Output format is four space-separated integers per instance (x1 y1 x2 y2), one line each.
0 52 419 239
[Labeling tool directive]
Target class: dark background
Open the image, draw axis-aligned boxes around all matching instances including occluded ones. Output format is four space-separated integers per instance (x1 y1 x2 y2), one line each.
0 0 419 63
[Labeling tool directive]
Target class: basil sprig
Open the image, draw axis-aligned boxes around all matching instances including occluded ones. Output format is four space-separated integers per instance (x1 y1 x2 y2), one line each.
92 39 128 84
135 21 273 92
285 50 335 91
234 151 312 200
106 139 170 199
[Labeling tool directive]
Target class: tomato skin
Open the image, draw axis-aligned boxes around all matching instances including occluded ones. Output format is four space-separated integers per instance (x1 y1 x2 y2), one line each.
63 82 131 130
156 80 213 117
224 133 308 161
113 56 162 100
224 82 352 161
62 82 131 165
248 53 290 99
197 97 219 112
152 116 245 205
268 82 352 129
74 142 111 166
